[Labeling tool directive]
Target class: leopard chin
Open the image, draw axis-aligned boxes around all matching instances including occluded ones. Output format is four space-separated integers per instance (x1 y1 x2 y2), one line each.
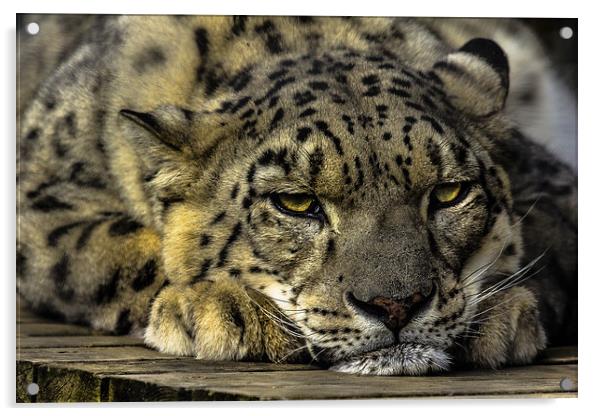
330 343 451 376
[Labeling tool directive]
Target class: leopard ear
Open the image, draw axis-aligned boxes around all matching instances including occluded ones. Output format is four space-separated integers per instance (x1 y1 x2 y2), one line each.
432 38 509 118
119 105 194 154
119 105 229 167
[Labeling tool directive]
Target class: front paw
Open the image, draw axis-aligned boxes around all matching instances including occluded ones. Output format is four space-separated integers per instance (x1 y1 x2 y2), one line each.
463 286 547 368
145 280 262 360
144 285 195 357
144 280 302 362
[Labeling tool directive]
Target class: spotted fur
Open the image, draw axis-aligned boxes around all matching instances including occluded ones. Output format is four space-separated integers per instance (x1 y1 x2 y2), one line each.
17 16 576 375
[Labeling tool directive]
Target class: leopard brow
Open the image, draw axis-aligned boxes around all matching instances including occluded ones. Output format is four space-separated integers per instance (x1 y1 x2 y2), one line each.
438 163 482 183
252 166 315 195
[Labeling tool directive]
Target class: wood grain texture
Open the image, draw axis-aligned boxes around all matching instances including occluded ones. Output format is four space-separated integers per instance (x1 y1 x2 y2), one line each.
17 346 173 363
18 335 145 349
536 346 578 364
17 323 95 337
47 358 319 375
103 364 577 401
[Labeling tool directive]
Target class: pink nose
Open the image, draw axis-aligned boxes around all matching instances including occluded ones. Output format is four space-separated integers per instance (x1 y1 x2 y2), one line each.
347 287 434 332
367 292 429 331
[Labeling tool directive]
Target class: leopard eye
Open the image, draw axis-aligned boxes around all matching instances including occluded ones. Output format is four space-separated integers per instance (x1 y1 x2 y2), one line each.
272 193 320 216
431 182 466 207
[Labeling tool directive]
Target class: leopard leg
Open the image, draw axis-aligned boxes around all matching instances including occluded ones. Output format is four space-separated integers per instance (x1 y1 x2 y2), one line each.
462 286 547 368
17 181 168 336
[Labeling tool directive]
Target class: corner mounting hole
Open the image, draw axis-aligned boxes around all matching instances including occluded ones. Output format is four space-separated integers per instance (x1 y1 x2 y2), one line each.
560 377 575 391
26 382 39 396
26 22 40 35
559 26 573 40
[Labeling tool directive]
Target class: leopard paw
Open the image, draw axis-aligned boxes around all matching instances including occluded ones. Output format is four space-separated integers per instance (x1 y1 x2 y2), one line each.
144 279 302 362
463 286 547 368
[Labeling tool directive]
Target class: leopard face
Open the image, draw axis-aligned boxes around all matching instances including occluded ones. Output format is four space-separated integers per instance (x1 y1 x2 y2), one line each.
123 43 524 375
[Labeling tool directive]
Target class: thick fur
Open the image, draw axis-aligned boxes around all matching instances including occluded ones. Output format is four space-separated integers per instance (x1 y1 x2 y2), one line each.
17 16 576 375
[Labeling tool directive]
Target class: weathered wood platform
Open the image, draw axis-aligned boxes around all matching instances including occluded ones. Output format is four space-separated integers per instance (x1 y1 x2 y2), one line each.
16 301 578 402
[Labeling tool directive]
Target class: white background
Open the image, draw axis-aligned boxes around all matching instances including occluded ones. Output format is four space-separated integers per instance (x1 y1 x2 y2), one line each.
2 0 598 414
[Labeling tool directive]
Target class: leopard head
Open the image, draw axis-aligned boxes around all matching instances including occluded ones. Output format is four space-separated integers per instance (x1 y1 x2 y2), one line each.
121 38 525 375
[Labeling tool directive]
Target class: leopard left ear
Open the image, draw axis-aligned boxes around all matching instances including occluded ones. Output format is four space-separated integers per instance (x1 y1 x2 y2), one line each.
119 105 194 154
432 38 509 118
119 105 230 161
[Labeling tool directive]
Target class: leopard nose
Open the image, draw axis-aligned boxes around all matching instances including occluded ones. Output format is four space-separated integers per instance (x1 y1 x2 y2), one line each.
346 289 435 332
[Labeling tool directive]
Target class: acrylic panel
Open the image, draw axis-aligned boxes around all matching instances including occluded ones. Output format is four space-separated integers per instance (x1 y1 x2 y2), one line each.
16 15 577 402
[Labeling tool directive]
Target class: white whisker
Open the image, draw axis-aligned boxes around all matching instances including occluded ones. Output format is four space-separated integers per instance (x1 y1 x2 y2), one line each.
467 252 546 306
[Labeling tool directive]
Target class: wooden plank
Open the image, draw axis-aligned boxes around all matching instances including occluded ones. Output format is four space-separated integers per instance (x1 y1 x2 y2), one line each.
16 349 578 402
401 392 577 400
108 377 238 402
105 376 578 402
26 362 576 402
17 346 173 363
101 364 577 401
47 358 318 375
34 365 104 403
16 310 52 324
20 353 576 402
17 315 53 324
16 362 35 403
536 346 578 364
18 335 145 349
17 323 94 337
17 359 318 403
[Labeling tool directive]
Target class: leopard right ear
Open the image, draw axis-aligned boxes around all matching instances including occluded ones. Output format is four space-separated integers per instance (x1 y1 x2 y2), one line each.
432 38 509 118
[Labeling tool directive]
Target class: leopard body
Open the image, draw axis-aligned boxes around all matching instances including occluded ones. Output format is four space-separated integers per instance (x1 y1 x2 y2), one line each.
17 16 577 375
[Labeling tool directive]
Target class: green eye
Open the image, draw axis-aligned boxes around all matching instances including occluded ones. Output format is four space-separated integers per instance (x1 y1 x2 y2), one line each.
273 193 319 215
431 183 464 205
